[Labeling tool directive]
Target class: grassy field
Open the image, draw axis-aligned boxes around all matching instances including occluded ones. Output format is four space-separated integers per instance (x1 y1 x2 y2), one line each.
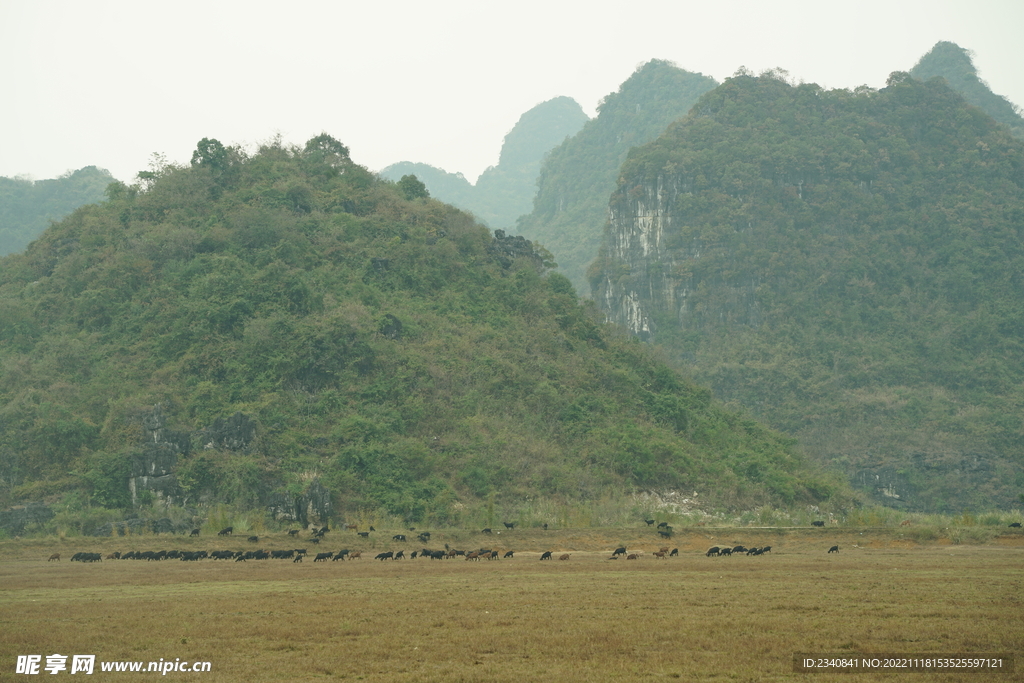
1 528 1021 682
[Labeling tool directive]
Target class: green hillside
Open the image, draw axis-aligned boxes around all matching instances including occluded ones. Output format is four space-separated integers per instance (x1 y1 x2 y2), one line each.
517 60 719 294
592 70 1024 512
0 166 115 256
0 135 845 525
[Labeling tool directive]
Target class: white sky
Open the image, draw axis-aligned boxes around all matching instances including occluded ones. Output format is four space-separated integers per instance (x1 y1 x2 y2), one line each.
1 0 1021 184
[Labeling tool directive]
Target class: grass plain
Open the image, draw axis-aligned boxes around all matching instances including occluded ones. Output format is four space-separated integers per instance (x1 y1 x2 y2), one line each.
0 527 1020 682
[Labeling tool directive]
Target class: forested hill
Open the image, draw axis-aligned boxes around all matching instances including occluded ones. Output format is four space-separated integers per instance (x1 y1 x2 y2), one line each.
0 135 846 521
592 70 1024 512
0 166 115 256
516 60 719 295
910 41 1024 139
380 96 588 231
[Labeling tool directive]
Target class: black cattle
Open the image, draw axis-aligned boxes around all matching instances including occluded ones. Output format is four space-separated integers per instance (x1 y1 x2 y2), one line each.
375 551 394 561
293 554 303 562
394 551 405 560
706 546 721 557
357 531 370 538
271 550 295 559
247 535 259 543
540 551 552 560
657 522 669 528
189 528 200 537
310 538 321 544
746 547 759 555
218 527 233 536
417 532 431 543
613 547 627 557
828 545 839 553
503 522 515 529
658 529 673 538
1010 522 1022 528
288 529 299 536
369 526 376 531
812 521 826 527
410 551 418 559
332 549 348 560
670 548 679 556
481 528 492 534
393 534 406 542
313 552 333 562
644 519 655 526
732 546 746 553
504 551 514 558
761 546 772 553
253 550 270 560
719 547 733 556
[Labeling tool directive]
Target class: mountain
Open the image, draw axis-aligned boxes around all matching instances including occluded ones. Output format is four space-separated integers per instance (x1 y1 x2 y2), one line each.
0 166 116 256
516 60 719 294
380 96 588 230
591 70 1024 512
910 41 1024 139
0 134 845 523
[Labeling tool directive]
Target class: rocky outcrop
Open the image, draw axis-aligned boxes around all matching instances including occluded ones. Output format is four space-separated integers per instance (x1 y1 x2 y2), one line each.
129 404 188 506
0 502 54 536
265 478 333 527
593 176 759 341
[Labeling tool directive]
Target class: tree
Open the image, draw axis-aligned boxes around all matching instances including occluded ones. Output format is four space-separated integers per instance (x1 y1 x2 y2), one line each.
397 174 429 200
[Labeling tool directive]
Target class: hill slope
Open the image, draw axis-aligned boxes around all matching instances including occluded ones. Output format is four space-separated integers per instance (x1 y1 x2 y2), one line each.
0 135 846 522
516 60 719 294
0 166 115 256
380 96 588 230
910 41 1024 139
591 71 1024 512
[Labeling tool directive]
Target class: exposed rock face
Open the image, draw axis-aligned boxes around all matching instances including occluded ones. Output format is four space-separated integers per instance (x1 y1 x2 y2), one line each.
0 502 54 536
200 412 256 451
593 176 759 341
265 478 333 527
129 404 189 506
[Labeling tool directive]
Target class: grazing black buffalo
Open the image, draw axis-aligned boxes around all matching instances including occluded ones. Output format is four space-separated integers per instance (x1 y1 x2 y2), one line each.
375 551 394 561
504 551 514 558
812 521 826 527
218 527 233 536
189 528 200 537
657 522 669 528
613 547 627 557
719 547 733 556
828 545 839 553
706 547 721 557
670 548 679 556
732 546 746 553
644 519 655 526
293 554 303 562
417 532 431 543
247 535 259 543
658 529 673 538
394 551 405 560
288 529 299 536
503 522 515 529
393 534 406 542
357 532 369 538
761 546 772 553
540 551 553 560
1010 522 1022 528
313 552 333 562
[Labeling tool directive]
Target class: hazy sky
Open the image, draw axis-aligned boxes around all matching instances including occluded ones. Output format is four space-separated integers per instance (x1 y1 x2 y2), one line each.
2 0 1021 184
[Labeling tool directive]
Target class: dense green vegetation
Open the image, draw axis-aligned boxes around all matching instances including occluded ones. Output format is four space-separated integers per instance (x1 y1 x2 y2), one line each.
517 60 719 294
0 134 846 524
593 69 1024 512
0 166 115 256
381 96 588 231
911 41 1024 139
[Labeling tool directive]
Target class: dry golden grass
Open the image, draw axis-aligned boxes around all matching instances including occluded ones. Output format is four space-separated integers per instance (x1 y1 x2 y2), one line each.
1 528 1020 681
